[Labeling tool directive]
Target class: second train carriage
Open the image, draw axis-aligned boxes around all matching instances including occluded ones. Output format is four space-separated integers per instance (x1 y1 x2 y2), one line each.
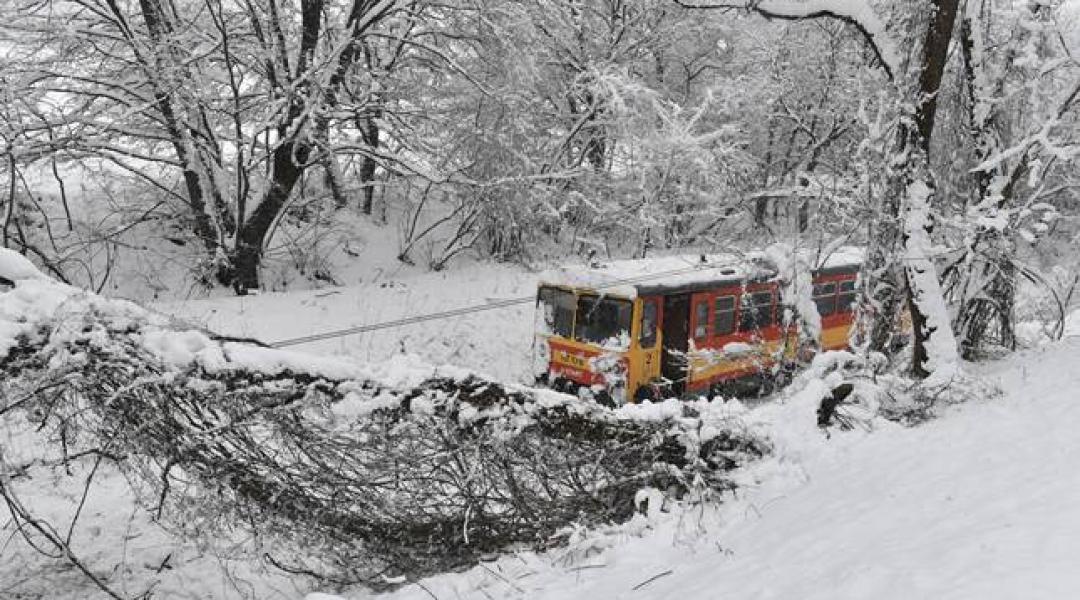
533 249 864 404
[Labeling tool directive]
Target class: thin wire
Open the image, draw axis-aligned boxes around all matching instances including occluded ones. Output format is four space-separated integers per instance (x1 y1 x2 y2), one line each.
269 260 740 348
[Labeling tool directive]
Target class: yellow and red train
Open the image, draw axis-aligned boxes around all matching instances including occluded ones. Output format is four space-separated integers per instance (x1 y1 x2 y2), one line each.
533 250 864 404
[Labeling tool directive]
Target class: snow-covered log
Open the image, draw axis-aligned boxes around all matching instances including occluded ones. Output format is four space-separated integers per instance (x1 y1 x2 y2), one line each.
0 250 766 585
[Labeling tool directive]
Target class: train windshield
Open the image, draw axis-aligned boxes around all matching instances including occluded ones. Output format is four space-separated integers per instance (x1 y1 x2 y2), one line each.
575 295 632 349
536 287 633 350
536 286 575 338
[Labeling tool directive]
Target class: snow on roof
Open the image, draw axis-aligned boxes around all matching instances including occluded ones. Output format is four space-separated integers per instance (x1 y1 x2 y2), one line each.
539 253 772 298
816 246 865 272
539 246 864 298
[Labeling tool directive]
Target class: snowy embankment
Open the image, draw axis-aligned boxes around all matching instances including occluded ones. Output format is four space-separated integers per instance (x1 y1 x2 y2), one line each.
5 246 1080 599
309 337 1080 600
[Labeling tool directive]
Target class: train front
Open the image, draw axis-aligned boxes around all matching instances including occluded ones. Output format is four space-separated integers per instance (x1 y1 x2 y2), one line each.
533 285 634 406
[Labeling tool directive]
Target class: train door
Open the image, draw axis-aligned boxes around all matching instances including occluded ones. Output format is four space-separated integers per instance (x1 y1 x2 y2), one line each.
660 293 690 395
630 297 663 400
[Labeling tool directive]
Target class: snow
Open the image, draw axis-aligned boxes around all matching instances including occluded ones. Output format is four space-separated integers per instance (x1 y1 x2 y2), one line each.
765 242 823 343
154 262 538 384
610 397 687 422
0 279 81 357
539 246 862 299
0 266 475 393
140 329 227 368
147 247 863 391
0 414 303 599
0 248 47 281
539 252 763 298
722 341 754 355
1066 308 1080 338
750 0 899 75
903 180 961 386
6 253 1080 600
817 245 865 270
301 337 1080 600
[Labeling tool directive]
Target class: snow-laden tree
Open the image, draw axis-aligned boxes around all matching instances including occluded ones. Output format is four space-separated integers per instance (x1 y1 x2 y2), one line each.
674 0 969 383
2 0 449 293
403 0 761 263
937 0 1080 356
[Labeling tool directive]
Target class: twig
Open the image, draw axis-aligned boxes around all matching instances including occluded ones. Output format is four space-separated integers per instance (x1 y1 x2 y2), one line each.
65 452 106 546
413 580 439 600
632 569 673 590
567 563 606 572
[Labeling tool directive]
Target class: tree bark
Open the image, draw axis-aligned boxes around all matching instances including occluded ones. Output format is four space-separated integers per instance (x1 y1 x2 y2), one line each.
323 155 348 208
359 114 380 215
233 140 312 293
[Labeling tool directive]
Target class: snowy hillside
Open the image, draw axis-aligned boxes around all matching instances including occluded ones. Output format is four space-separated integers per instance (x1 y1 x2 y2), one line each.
308 335 1080 600
148 258 1080 599
4 248 1080 600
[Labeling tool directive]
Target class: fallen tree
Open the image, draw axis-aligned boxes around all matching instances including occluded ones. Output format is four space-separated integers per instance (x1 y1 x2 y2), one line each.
0 249 767 589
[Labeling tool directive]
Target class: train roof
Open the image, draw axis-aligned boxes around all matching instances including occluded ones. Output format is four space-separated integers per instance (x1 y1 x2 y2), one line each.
538 246 863 298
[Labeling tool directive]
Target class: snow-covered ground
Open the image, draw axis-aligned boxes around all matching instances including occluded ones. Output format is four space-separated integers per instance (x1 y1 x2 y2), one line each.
315 337 1080 600
5 252 1080 599
153 262 542 384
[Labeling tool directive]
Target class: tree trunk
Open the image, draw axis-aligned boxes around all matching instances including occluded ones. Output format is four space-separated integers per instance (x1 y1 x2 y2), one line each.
359 114 379 215
912 0 960 152
902 0 961 380
136 0 231 266
323 155 348 208
863 0 961 384
233 140 311 294
756 119 777 225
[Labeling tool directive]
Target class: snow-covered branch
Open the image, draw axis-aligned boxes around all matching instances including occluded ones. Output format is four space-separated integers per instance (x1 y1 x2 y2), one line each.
673 0 898 78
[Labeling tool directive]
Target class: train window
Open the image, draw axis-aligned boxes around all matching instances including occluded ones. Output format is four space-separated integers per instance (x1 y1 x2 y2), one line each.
740 290 775 331
714 295 736 336
537 286 575 338
640 300 658 348
837 280 857 313
575 295 633 348
693 299 709 339
813 282 837 316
